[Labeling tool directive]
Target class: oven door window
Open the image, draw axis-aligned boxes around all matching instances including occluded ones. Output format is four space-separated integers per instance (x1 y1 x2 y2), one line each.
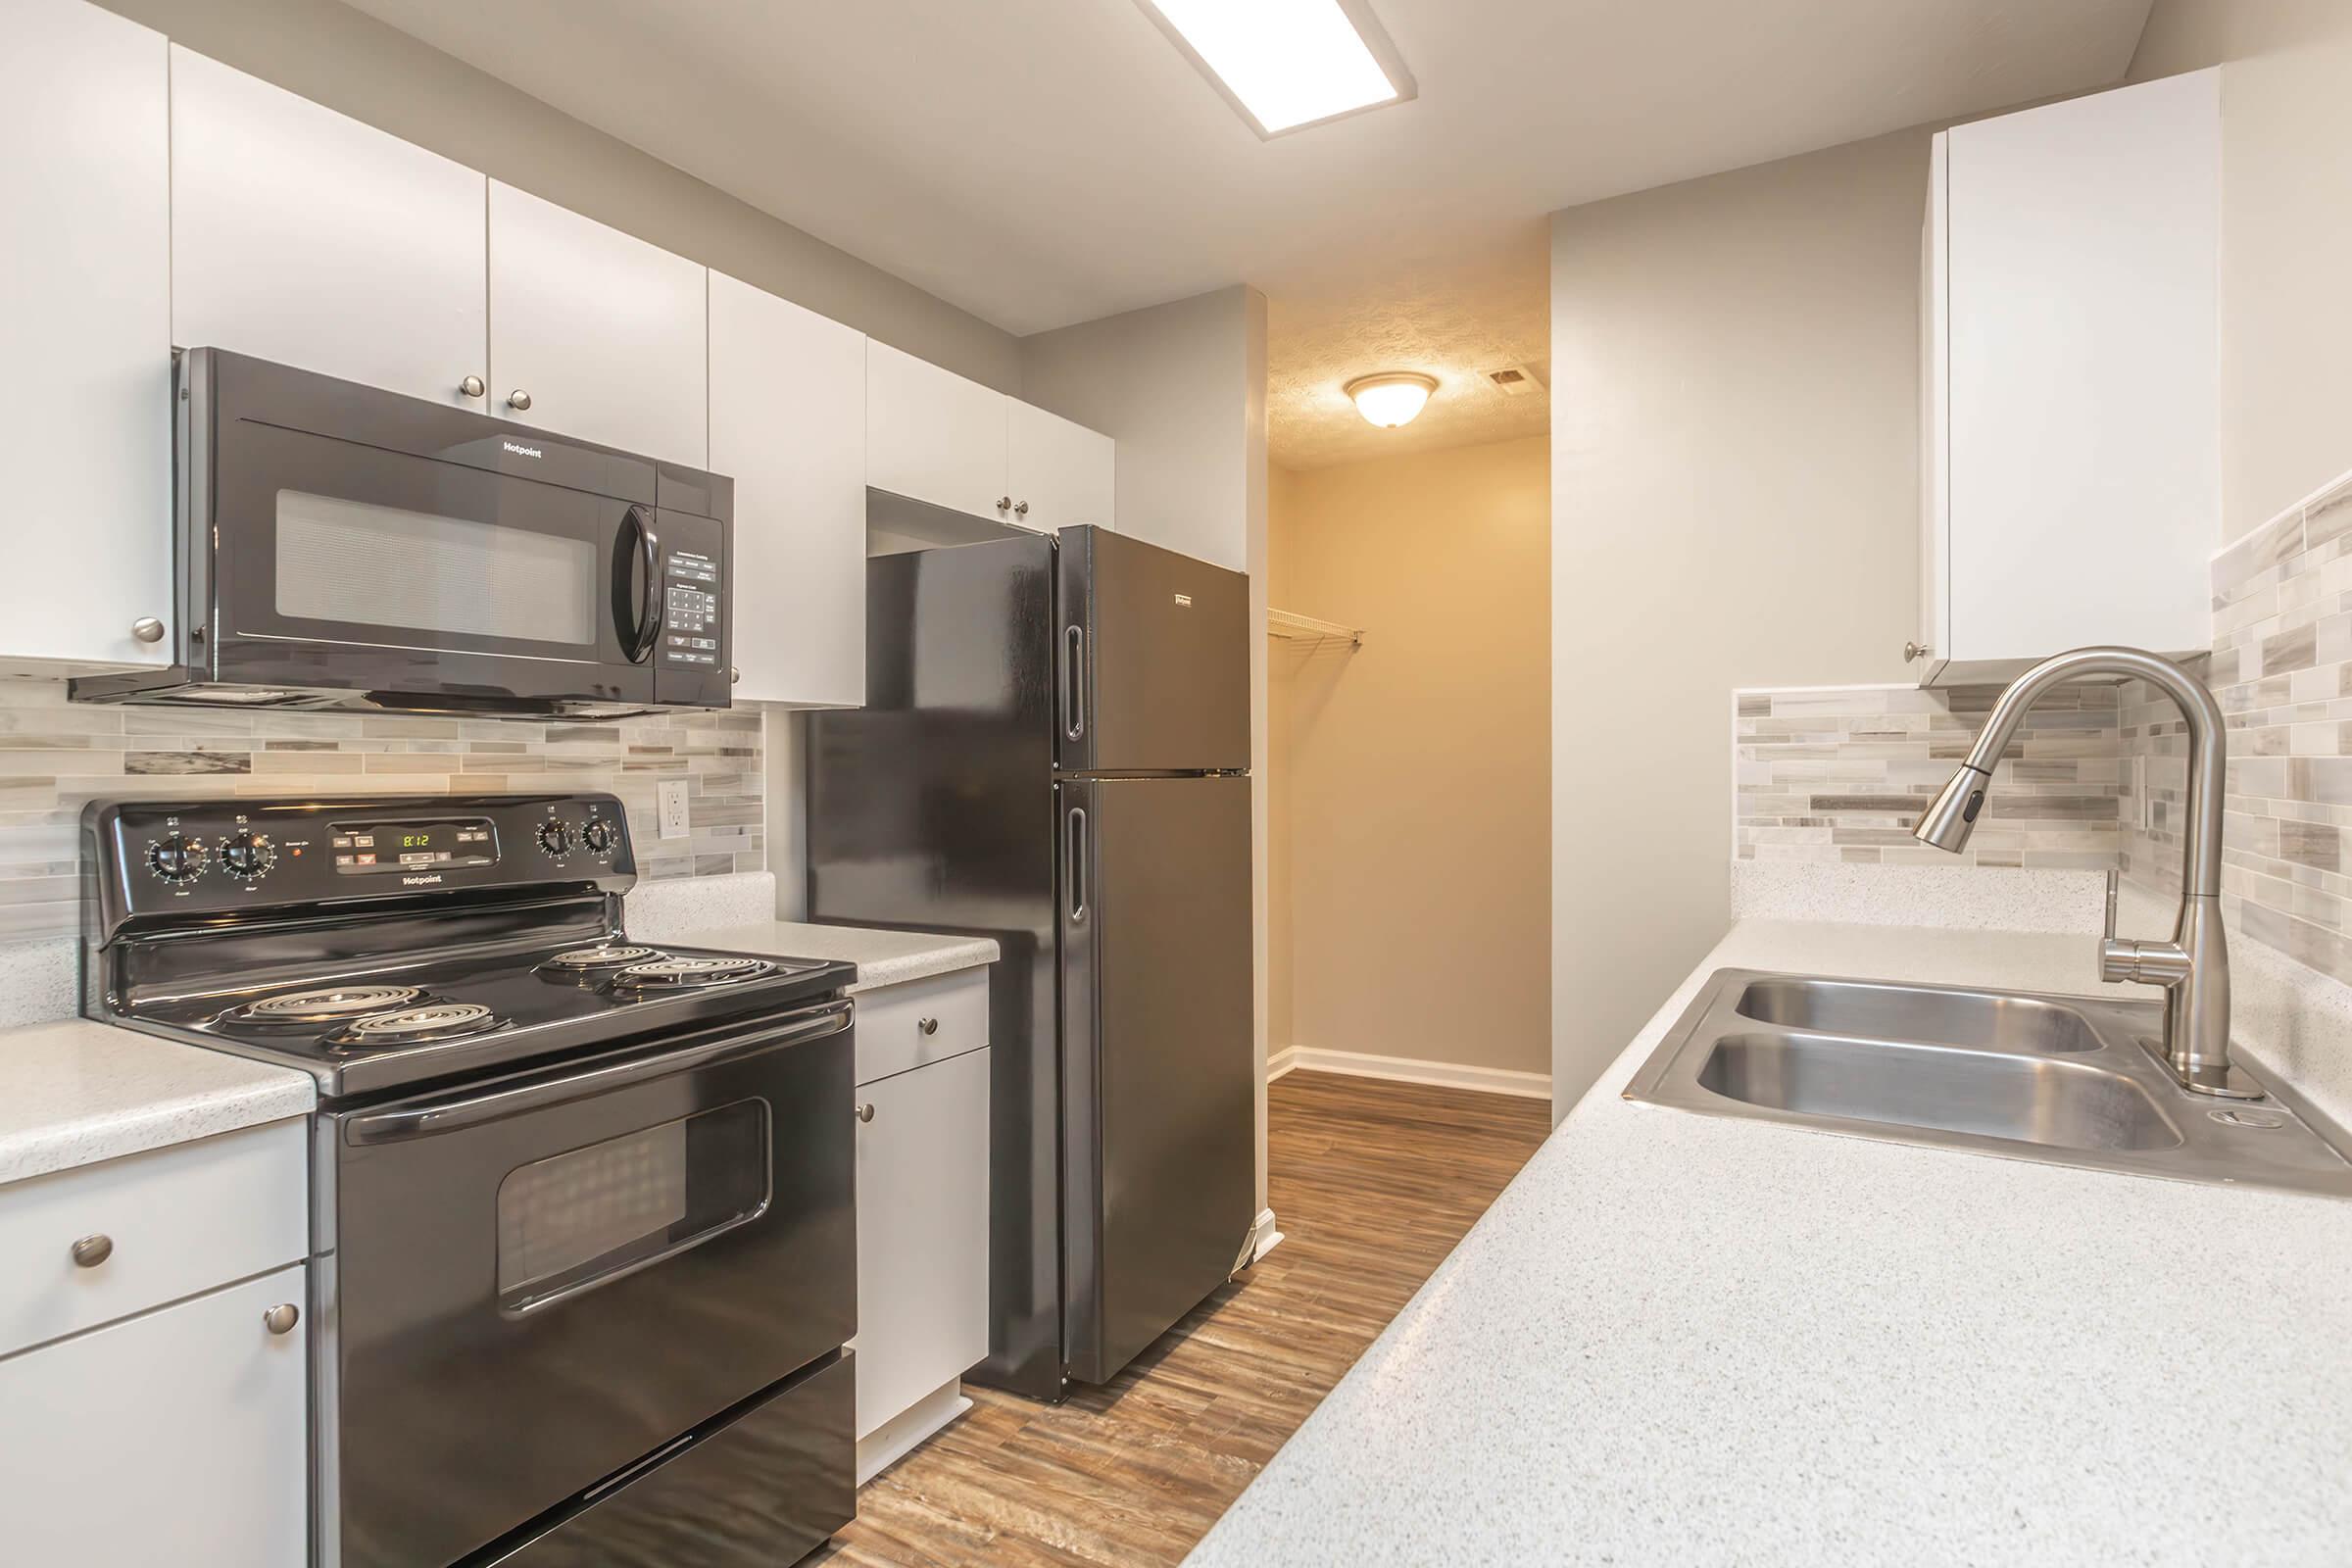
495 1099 770 1315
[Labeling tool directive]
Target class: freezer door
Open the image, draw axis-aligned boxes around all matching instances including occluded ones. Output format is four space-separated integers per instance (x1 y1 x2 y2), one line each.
1058 774 1254 1385
1055 526 1250 772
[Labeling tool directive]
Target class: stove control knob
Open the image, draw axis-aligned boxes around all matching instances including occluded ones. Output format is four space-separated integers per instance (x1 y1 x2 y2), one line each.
537 820 573 858
581 819 615 856
218 830 277 882
145 832 207 886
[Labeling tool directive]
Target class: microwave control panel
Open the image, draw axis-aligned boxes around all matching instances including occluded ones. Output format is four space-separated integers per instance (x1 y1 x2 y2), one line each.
662 548 722 671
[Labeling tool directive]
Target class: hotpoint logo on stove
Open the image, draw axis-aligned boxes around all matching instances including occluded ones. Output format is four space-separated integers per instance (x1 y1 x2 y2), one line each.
501 440 543 459
401 873 445 887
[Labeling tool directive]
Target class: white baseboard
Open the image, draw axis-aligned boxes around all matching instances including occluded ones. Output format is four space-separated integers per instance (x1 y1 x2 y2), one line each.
1267 1044 1551 1101
856 1377 971 1487
1245 1205 1284 1266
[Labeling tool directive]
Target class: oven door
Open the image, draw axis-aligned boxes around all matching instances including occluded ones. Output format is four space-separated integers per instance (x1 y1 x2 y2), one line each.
205 414 662 710
319 1002 855 1568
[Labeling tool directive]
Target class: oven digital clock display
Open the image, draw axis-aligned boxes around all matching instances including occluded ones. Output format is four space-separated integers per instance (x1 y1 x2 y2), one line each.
331 818 499 875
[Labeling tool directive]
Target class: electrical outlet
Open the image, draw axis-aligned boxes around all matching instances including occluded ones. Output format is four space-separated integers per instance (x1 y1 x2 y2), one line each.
658 780 691 841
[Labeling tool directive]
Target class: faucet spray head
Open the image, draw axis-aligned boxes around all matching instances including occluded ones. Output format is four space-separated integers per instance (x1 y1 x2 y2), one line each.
1913 763 1991 853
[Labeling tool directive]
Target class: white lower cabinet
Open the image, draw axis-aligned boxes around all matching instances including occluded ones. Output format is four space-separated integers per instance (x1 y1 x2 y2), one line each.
851 969 991 1485
0 1261 309 1565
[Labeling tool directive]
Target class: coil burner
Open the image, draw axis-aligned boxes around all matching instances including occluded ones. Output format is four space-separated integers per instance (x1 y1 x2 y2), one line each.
325 1002 504 1048
610 956 778 992
232 986 427 1026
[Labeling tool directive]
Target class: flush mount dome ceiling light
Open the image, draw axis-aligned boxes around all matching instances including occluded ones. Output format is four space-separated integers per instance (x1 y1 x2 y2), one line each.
1134 0 1417 139
1346 372 1437 428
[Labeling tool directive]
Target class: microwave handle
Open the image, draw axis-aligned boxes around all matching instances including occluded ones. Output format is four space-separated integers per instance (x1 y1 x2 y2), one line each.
621 505 664 664
341 1000 851 1146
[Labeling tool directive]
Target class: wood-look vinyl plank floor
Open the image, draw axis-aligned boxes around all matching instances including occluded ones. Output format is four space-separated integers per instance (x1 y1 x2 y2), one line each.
809 1070 1550 1567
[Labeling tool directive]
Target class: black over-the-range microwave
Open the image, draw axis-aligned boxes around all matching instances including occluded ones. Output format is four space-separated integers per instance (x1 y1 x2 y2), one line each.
71 348 733 719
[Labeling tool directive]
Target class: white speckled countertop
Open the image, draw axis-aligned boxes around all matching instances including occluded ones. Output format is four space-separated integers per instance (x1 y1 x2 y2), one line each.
1188 913 2352 1566
638 918 998 995
0 1019 316 1186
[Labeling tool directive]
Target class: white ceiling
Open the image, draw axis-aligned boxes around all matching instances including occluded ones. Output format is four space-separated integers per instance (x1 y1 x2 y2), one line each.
349 0 2154 465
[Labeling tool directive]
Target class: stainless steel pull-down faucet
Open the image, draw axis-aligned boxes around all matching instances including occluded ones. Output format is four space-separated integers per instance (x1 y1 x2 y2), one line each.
1912 646 2257 1099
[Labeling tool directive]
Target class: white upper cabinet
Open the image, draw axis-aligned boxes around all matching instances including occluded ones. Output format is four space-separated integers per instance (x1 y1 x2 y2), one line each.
867 341 1012 521
867 343 1117 535
1008 401 1116 533
1921 69 2219 684
489 182 709 467
170 45 488 409
0 0 172 665
710 271 867 708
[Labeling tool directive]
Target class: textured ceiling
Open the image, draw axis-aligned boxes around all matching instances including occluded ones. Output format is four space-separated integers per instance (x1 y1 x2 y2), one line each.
1267 222 1549 468
344 0 2155 467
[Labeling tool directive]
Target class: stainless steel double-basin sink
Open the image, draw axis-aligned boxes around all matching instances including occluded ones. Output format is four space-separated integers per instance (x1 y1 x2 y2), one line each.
1625 971 2352 1199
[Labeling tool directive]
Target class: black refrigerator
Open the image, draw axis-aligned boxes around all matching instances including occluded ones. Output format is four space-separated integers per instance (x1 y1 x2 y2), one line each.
808 524 1255 1401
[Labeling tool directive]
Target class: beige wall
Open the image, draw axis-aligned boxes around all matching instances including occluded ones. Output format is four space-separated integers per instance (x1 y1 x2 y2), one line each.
1548 126 1931 1117
2130 0 2352 541
95 0 1022 391
1269 436 1551 1077
1018 287 1274 1218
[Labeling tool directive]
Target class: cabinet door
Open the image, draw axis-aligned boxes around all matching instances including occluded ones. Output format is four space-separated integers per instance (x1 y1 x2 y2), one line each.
489 181 709 466
710 272 866 707
1008 401 1116 533
866 341 1009 521
0 0 172 665
852 1047 990 1442
171 45 488 410
1917 131 1951 682
1943 71 2218 665
0 1264 308 1567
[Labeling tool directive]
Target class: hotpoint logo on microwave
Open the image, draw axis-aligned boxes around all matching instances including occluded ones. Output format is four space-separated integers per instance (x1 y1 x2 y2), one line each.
502 440 544 460
401 873 445 887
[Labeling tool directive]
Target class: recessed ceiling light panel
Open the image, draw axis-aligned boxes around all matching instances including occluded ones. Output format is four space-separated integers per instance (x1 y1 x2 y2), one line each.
1135 0 1417 138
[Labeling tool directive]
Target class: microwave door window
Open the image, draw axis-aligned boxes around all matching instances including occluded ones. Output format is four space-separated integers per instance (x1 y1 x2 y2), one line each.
276 491 598 648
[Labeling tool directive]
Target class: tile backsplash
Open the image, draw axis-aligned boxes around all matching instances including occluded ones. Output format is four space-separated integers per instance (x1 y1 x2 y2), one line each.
1735 683 2124 870
0 670 763 942
2125 467 2352 986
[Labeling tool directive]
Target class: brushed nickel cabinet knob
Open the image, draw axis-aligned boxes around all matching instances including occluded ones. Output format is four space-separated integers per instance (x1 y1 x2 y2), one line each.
730 666 742 685
996 496 1012 513
262 1302 300 1335
507 389 533 412
917 1016 940 1036
70 1234 114 1268
459 375 485 399
1013 501 1030 518
855 1102 876 1124
130 617 166 644
1904 641 1934 662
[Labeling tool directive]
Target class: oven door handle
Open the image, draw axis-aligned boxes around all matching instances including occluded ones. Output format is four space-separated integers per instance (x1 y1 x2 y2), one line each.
619 504 664 664
341 999 851 1146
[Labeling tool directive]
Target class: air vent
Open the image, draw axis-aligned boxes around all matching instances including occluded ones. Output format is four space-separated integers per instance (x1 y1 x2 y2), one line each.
1487 367 1539 398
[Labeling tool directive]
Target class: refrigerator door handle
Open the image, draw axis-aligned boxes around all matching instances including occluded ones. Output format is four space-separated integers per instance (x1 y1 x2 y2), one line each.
1063 625 1086 743
1067 806 1088 925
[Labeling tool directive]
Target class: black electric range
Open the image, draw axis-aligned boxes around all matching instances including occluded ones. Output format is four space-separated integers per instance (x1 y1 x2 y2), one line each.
80 792 859 1568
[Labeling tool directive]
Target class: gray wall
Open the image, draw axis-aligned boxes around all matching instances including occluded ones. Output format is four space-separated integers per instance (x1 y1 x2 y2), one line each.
96 0 1022 391
2130 0 2352 541
1547 126 1933 1118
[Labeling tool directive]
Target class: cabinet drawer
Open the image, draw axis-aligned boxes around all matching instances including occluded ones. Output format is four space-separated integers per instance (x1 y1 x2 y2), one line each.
854 969 989 1087
0 1119 307 1358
